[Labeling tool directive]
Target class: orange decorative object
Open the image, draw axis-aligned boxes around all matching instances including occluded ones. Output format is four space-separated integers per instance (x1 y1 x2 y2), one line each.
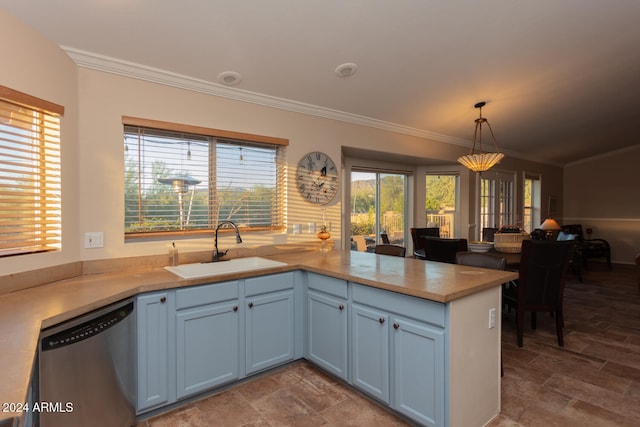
317 225 331 253
317 225 331 241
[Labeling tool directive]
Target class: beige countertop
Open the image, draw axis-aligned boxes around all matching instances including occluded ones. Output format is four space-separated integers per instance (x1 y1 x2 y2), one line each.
0 249 516 424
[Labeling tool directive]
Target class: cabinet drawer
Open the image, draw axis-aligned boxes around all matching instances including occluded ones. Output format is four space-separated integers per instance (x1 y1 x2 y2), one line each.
307 273 348 299
176 281 239 310
352 283 445 328
245 272 294 297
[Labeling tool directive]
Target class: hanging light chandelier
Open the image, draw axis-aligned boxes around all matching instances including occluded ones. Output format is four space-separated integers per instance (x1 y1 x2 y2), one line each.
457 101 505 172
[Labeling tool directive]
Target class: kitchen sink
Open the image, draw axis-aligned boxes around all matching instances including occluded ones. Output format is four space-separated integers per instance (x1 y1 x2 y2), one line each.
165 257 287 279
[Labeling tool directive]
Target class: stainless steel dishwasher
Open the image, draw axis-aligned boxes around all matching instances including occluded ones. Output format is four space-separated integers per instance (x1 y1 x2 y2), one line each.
38 298 136 427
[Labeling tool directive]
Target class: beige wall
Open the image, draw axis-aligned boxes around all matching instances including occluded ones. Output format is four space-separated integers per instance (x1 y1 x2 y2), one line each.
564 145 640 264
0 9 79 275
1 9 565 277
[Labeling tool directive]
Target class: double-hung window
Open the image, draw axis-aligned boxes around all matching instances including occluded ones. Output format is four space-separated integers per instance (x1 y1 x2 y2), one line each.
0 86 63 257
123 117 287 239
479 170 515 232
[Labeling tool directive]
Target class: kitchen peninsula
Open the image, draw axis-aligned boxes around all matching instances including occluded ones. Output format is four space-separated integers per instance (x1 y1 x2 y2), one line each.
0 249 516 427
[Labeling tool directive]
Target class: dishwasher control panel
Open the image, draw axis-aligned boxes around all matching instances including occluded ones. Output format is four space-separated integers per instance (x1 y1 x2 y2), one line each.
41 302 134 351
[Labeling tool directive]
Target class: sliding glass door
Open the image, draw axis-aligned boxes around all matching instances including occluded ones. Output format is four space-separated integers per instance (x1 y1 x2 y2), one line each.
350 171 407 252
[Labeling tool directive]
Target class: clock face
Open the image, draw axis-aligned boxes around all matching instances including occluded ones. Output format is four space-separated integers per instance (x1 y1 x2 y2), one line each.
296 151 339 205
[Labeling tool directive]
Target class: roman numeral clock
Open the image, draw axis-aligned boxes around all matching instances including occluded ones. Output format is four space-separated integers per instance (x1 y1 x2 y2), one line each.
296 151 339 205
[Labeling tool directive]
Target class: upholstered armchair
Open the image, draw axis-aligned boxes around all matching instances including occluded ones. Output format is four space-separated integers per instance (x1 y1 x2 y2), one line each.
561 224 611 270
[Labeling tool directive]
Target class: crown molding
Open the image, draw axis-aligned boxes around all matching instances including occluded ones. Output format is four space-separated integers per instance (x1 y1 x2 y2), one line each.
63 47 468 142
63 46 553 165
564 143 640 168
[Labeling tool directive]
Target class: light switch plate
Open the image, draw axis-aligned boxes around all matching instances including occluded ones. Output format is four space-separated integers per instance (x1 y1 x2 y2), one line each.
488 308 496 329
84 232 104 248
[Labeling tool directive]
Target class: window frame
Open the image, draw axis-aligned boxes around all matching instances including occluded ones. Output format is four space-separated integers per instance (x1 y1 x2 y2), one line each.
522 172 541 233
122 117 288 241
0 85 64 258
478 170 516 232
425 173 460 238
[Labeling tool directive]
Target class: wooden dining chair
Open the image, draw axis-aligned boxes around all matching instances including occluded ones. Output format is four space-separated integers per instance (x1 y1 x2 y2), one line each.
374 244 406 257
503 239 574 347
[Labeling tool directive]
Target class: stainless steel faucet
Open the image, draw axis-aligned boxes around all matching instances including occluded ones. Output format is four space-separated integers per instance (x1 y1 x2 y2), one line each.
212 220 242 261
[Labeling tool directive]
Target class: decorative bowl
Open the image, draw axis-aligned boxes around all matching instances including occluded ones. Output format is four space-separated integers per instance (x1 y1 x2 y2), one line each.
468 242 494 253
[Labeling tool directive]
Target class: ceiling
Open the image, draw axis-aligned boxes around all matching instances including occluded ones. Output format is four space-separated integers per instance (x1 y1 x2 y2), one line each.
2 0 639 166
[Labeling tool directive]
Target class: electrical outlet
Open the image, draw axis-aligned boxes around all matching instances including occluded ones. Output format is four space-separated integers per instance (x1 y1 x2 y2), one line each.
84 232 104 248
488 308 496 329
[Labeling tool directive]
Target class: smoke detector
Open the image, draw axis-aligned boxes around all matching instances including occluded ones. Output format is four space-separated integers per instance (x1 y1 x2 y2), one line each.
217 71 242 86
335 63 358 78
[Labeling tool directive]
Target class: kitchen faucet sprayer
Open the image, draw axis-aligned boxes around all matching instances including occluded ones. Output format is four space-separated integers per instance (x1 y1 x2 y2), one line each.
212 220 242 261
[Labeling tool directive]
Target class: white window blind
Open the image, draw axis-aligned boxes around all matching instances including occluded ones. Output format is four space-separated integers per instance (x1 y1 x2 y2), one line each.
124 120 286 237
0 89 63 257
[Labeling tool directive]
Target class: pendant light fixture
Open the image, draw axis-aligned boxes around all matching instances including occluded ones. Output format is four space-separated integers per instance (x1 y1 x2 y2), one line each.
457 101 505 172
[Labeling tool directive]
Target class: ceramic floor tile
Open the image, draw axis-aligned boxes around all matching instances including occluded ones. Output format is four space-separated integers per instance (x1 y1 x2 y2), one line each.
195 389 266 427
318 393 409 427
560 399 639 427
249 388 329 426
544 373 640 421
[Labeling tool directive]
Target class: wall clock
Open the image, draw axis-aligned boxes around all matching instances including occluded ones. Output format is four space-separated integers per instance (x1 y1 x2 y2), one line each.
296 151 339 205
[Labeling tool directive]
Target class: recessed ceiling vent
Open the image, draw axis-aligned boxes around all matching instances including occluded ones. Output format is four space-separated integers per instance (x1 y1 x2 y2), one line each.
335 63 358 77
217 71 242 86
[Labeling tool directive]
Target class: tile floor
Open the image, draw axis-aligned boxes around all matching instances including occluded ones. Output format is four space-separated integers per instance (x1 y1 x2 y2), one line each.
137 362 409 426
490 263 640 426
138 263 640 427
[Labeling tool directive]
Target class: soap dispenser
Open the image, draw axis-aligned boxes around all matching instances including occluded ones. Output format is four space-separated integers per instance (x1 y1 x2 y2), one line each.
169 242 179 266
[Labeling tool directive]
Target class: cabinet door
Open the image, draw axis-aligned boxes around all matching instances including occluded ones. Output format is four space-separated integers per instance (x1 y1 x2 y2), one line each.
307 290 348 380
137 292 170 413
351 304 389 403
245 290 295 374
176 301 240 399
391 317 445 427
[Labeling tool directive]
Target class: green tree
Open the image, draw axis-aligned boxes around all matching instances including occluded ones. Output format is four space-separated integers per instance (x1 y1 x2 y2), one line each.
425 175 455 212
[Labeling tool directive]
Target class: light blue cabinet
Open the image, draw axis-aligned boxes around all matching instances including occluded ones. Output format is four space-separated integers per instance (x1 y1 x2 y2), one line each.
175 281 240 399
307 290 348 380
136 291 171 413
351 283 446 427
351 304 390 402
391 316 445 427
306 273 348 380
245 273 295 374
136 270 448 426
175 301 240 399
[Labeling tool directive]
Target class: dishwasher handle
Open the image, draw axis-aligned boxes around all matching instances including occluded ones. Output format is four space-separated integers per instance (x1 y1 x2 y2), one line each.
41 301 134 351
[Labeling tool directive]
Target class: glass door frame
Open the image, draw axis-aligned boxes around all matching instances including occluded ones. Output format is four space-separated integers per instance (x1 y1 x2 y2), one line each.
348 167 410 251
